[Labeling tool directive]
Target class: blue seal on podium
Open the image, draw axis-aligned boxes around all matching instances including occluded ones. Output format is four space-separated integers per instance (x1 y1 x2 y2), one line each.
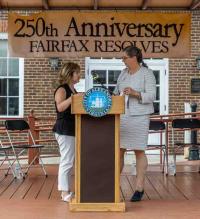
83 87 112 117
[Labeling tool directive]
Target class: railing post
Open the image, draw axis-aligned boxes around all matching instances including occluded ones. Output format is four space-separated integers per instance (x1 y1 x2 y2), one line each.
188 103 199 160
158 116 162 165
191 103 197 144
165 120 169 175
28 110 39 165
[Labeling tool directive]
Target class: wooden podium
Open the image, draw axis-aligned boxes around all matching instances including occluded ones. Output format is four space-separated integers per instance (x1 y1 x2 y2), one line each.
69 95 125 212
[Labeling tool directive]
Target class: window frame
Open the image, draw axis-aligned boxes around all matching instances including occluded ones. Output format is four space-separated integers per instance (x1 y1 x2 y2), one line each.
0 33 24 118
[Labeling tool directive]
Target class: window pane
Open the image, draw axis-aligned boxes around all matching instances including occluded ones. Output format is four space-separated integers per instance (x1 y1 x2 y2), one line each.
156 87 160 101
8 58 19 76
0 97 7 115
8 97 19 115
108 70 121 84
91 70 106 84
93 85 108 90
153 70 160 85
9 79 19 96
153 102 160 115
0 40 7 57
0 58 7 76
0 79 7 96
108 86 116 94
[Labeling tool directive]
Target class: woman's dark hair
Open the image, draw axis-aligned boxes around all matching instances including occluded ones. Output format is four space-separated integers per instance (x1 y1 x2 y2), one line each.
123 46 148 68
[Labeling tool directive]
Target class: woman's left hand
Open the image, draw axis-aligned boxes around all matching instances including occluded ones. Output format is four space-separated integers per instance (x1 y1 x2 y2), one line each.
123 87 136 96
124 87 141 100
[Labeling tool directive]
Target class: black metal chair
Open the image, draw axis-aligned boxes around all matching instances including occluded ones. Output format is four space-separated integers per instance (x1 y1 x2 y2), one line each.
172 118 200 175
5 119 47 178
147 120 168 175
0 138 16 178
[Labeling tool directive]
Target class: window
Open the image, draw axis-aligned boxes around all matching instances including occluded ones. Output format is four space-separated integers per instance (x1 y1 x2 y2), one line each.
152 70 160 115
85 58 125 95
0 34 24 117
85 58 168 116
92 69 121 94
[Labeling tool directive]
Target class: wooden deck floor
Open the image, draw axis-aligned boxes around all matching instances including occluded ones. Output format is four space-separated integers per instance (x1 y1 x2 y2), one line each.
0 163 200 219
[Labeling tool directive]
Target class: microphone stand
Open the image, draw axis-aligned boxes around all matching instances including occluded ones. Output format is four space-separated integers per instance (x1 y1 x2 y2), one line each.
96 78 114 96
92 72 114 95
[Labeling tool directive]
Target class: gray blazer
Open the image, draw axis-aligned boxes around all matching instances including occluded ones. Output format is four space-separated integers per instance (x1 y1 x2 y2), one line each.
113 66 156 116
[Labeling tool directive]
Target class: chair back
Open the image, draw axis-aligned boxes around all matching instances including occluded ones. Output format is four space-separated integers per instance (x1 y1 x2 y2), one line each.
149 120 165 131
172 118 200 129
4 119 36 146
5 120 30 131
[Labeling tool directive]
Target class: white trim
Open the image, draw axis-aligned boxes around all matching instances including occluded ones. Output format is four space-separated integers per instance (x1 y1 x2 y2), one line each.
0 33 8 39
145 59 169 115
85 57 90 90
0 35 24 118
19 58 24 117
85 57 125 90
165 58 169 115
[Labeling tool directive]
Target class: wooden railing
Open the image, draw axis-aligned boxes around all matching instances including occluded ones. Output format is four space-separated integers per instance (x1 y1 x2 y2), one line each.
1 110 200 165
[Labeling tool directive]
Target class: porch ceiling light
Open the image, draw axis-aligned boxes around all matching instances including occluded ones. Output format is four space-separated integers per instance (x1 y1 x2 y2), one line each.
49 57 59 70
196 56 200 70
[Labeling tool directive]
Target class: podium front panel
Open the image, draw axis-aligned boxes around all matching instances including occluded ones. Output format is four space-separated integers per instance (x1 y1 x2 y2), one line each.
80 115 115 203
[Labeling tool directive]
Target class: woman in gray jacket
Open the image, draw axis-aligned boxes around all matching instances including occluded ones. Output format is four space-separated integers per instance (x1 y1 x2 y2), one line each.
114 46 156 202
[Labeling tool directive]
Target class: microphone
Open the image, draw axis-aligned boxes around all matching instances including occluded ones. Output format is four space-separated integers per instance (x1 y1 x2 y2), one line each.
91 71 106 88
91 71 114 95
91 72 99 81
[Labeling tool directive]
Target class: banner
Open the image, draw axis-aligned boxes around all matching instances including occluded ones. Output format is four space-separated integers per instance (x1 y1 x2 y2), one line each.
8 11 191 58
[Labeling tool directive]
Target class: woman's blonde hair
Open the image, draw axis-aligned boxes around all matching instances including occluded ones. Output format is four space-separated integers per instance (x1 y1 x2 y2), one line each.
54 62 80 87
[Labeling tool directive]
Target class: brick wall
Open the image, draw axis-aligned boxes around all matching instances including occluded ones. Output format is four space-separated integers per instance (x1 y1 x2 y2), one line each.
24 58 85 154
1 10 200 154
24 58 85 117
168 11 200 147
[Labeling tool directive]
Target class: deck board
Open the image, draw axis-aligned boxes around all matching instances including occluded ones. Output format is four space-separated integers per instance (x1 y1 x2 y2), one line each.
157 174 187 200
0 164 200 202
0 175 14 196
49 178 60 200
169 173 200 200
37 175 56 200
11 177 34 200
0 163 200 219
24 176 46 200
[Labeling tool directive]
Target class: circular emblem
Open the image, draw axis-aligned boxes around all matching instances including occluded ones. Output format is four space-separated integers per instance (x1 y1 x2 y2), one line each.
83 87 112 117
